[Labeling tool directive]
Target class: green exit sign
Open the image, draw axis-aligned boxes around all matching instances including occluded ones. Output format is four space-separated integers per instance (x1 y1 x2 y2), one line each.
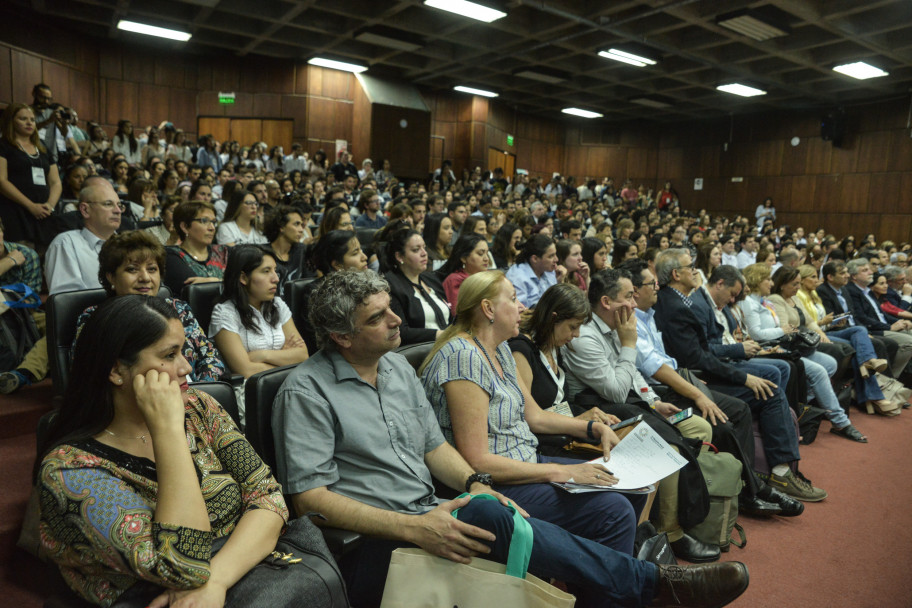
218 91 236 104
506 134 514 146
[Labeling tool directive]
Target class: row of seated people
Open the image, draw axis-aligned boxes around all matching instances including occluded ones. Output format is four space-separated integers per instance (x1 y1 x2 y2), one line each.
35 267 756 608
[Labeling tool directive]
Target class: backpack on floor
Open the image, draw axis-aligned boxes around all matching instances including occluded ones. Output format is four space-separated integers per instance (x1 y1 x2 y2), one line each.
686 443 746 552
0 283 41 371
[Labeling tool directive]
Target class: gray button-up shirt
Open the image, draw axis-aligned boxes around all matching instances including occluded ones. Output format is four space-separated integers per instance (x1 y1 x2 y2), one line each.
272 349 445 515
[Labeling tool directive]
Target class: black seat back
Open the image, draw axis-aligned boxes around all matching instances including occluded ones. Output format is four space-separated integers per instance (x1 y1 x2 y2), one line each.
244 365 297 472
355 227 377 249
181 281 223 335
192 381 240 428
283 277 317 335
394 341 434 374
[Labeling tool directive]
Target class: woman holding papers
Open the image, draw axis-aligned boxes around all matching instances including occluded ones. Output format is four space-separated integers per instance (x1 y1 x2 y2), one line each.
420 271 645 564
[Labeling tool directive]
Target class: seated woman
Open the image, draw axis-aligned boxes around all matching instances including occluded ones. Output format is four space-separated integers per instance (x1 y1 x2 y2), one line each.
612 238 639 268
38 295 289 607
490 222 521 269
383 226 451 345
263 205 308 296
505 234 563 308
422 212 453 271
163 201 226 295
695 241 721 287
216 189 268 246
557 239 590 292
439 234 490 311
871 271 912 321
315 205 353 239
792 264 895 416
75 231 225 382
419 271 642 587
298 230 368 353
581 237 610 272
741 263 867 442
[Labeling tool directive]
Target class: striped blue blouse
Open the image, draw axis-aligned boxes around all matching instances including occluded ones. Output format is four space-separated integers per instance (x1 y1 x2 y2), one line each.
421 337 539 463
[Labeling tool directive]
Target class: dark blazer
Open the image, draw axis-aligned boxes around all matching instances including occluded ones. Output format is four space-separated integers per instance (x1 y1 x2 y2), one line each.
691 288 747 360
817 281 885 335
653 287 748 386
845 282 897 332
385 269 451 345
885 287 911 312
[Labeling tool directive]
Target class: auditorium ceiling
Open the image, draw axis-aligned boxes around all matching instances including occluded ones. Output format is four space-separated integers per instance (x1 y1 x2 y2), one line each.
9 0 912 122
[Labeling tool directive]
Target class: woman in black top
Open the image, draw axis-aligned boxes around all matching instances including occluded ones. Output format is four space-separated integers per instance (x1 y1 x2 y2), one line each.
263 205 308 298
0 103 61 249
384 226 451 345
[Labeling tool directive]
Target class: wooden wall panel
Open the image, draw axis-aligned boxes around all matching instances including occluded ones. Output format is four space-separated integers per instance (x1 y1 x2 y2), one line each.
198 117 231 144
262 119 294 153
104 79 138 126
0 45 12 107
138 84 169 129
351 82 371 161
253 93 283 118
755 140 783 176
887 131 912 173
830 144 858 174
658 148 683 179
780 140 808 176
10 49 41 102
838 174 870 213
169 88 197 138
224 92 255 117
814 175 841 214
371 104 431 181
804 138 832 174
789 175 817 211
99 51 122 80
41 61 70 104
867 173 903 214
855 130 891 174
281 96 308 138
210 62 240 92
294 64 308 95
230 119 262 148
306 98 352 144
878 215 912 241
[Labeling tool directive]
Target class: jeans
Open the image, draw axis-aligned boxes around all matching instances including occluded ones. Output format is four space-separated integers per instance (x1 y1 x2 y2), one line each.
801 351 850 428
708 358 801 468
339 498 658 608
828 326 885 402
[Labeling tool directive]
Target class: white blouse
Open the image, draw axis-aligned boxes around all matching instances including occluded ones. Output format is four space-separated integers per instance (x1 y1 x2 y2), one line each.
216 221 268 245
209 298 292 352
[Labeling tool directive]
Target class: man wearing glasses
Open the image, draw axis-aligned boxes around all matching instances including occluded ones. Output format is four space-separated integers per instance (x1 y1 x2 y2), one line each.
46 176 122 295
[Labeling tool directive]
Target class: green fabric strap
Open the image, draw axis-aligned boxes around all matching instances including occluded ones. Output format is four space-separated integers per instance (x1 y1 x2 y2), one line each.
451 492 533 578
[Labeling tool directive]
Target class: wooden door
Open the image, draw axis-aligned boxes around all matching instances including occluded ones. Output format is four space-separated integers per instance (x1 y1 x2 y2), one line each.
488 147 515 176
230 119 263 148
261 119 294 155
197 117 231 144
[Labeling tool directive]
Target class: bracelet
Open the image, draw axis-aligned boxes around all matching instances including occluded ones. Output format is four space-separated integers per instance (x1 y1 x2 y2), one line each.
586 420 596 440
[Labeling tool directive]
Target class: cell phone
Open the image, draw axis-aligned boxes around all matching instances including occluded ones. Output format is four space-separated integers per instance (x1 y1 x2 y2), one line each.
610 414 643 431
831 313 851 323
667 407 694 425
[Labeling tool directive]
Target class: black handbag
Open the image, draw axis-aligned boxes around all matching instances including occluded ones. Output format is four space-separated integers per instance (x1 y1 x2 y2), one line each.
634 522 678 565
781 329 820 357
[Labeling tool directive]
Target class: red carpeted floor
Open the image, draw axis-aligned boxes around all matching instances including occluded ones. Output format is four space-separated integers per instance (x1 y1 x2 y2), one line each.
1 381 910 607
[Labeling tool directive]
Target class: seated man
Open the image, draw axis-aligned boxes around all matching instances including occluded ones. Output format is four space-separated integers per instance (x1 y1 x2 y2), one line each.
817 260 909 376
652 250 826 503
617 259 800 518
560 268 719 563
272 269 748 608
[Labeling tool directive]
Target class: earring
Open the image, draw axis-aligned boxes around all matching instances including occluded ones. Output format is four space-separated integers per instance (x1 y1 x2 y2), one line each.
489 316 495 324
116 379 123 385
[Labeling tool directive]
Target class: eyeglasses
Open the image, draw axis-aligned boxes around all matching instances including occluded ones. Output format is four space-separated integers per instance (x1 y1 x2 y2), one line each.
192 218 217 226
339 220 354 228
91 200 125 211
243 200 259 207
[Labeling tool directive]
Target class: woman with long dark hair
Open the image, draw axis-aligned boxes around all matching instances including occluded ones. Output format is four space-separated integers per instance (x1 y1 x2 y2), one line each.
263 205 308 296
612 239 638 268
491 222 522 269
581 237 610 272
38 295 288 607
384 226 451 344
422 211 453 271
216 190 267 246
438 233 490 310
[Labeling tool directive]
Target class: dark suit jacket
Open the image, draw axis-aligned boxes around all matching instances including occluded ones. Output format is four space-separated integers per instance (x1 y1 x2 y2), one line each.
845 282 897 332
691 287 747 360
815 282 880 335
653 287 748 386
385 269 451 345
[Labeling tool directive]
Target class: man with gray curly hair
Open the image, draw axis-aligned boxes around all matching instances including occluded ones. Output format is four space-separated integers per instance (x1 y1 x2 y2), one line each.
271 269 749 608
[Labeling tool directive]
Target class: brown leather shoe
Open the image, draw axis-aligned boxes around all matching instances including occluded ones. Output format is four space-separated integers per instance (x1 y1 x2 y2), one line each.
652 562 749 608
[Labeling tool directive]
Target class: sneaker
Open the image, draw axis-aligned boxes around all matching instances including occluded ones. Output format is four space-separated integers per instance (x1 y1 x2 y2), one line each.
0 370 26 394
768 469 827 502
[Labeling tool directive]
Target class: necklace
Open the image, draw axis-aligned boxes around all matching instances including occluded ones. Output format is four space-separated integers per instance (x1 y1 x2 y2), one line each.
103 428 148 444
472 335 502 379
17 141 39 159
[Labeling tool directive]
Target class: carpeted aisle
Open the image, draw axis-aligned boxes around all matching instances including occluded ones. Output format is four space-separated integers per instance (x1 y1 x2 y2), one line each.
721 410 912 608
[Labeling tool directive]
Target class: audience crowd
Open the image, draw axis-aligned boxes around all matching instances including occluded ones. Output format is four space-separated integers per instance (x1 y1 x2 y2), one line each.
5 81 912 607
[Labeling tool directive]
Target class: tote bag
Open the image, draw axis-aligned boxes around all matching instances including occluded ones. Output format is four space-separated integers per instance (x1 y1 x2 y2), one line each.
380 494 575 608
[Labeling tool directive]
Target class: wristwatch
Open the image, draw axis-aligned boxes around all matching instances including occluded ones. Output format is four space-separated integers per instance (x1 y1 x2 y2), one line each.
465 472 493 493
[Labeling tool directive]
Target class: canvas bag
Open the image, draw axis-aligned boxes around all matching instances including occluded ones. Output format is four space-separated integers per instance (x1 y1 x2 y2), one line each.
686 444 746 552
380 493 575 608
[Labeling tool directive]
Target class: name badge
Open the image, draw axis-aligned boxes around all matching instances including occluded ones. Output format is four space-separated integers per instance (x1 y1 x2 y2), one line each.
32 167 47 186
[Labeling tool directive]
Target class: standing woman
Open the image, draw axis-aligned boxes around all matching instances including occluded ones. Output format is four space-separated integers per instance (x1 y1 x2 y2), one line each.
582 237 610 272
80 123 109 159
216 190 268 246
141 126 165 167
422 212 454 271
557 239 590 292
439 234 490 311
0 103 61 249
166 129 192 163
164 201 227 295
110 158 130 195
384 226 451 344
37 295 290 608
112 120 143 167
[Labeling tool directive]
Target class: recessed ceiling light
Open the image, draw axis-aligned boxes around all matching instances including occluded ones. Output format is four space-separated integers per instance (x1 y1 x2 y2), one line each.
354 29 423 52
308 57 368 73
598 49 657 67
562 107 603 119
514 68 567 84
424 0 507 23
716 10 790 41
454 85 498 98
833 61 889 80
630 97 673 109
716 83 767 97
117 20 191 42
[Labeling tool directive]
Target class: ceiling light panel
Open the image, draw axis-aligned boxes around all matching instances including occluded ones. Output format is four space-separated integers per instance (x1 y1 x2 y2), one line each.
630 97 673 109
308 57 368 73
514 69 567 84
598 49 657 68
833 61 889 80
424 0 507 23
716 83 767 97
562 108 603 118
454 85 498 97
354 28 423 52
117 20 191 41
716 11 789 41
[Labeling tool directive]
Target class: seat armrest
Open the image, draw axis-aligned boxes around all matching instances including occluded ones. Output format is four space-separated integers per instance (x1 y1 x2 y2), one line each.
535 433 574 448
321 527 363 558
